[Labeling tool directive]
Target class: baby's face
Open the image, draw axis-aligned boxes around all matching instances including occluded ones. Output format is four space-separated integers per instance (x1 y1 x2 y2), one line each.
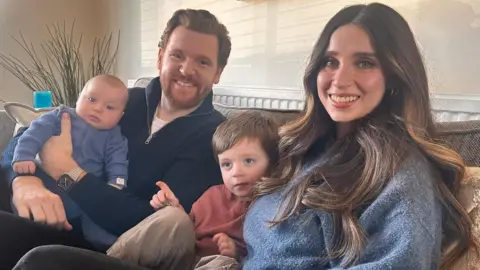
76 79 128 130
217 138 270 201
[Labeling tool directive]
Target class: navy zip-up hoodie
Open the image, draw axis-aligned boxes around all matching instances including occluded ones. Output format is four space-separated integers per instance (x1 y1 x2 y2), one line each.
2 77 225 237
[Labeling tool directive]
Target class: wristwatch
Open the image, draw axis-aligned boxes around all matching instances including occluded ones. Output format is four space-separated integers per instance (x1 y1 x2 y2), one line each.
57 167 85 192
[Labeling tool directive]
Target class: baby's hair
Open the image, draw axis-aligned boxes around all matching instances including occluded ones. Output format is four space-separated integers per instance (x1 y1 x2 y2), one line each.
83 74 129 103
212 110 280 170
84 74 126 90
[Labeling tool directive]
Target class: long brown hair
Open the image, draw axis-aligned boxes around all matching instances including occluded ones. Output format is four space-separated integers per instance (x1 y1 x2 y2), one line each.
254 3 475 268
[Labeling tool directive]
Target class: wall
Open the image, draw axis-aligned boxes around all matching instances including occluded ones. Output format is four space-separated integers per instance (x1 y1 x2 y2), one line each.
5 0 476 112
0 0 112 106
106 0 480 99
95 0 141 85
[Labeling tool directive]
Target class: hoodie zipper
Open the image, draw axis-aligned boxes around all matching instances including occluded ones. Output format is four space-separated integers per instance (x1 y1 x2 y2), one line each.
145 96 154 144
144 95 213 144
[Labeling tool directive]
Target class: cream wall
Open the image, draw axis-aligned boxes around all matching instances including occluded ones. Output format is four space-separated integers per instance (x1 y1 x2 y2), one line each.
107 0 480 97
1 0 478 108
0 0 114 106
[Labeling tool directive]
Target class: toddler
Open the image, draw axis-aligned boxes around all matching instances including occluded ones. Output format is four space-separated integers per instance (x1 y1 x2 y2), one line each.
107 110 280 269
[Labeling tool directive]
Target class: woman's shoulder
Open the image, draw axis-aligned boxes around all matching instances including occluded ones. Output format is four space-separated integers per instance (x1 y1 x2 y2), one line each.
387 155 436 195
359 155 441 236
366 154 440 220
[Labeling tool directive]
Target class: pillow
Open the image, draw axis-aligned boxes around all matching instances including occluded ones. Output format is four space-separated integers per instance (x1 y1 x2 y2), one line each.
3 102 54 134
0 111 16 156
451 167 480 269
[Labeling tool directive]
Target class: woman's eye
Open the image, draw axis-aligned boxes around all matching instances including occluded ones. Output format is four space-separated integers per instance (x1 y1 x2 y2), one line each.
324 57 338 68
358 60 375 69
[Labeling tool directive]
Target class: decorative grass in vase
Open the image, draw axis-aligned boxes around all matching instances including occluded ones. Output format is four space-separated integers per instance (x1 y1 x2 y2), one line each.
0 20 120 107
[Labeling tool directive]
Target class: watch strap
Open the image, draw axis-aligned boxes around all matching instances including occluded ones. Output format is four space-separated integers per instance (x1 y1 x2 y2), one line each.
57 175 75 192
57 167 85 192
67 167 85 182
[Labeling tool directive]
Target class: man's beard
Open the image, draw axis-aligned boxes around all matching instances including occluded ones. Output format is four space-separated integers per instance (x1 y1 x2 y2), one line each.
161 81 208 110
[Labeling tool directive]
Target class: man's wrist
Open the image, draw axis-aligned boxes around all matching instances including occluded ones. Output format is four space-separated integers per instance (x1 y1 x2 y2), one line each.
64 160 80 175
77 169 87 181
64 167 86 182
57 167 86 192
12 176 44 192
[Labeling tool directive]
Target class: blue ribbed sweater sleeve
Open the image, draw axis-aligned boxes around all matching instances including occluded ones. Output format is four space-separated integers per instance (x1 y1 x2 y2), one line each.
1 128 25 186
12 108 60 164
326 158 442 269
104 126 129 184
242 157 442 270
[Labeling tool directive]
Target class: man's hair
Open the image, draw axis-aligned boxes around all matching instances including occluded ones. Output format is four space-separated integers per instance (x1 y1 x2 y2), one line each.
158 9 232 68
212 111 280 170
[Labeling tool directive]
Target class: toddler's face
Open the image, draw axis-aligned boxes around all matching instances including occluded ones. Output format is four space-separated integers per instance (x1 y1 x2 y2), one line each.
217 138 270 201
76 79 128 130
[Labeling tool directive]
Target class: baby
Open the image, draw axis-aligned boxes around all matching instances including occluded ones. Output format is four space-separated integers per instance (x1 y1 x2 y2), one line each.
12 74 129 248
107 110 280 269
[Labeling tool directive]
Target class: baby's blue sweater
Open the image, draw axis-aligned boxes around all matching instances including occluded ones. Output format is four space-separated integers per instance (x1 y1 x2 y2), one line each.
13 106 128 248
13 106 128 185
243 157 442 269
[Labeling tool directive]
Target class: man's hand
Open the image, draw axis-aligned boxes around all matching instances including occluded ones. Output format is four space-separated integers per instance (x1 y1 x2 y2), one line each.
12 176 72 231
213 233 237 259
13 161 36 174
150 181 183 211
39 112 78 180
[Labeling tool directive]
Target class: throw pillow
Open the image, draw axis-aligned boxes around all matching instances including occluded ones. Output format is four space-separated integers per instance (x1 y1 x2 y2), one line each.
452 166 480 269
3 102 54 134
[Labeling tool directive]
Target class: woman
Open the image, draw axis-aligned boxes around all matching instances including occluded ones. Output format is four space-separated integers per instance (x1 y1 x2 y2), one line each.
243 3 475 270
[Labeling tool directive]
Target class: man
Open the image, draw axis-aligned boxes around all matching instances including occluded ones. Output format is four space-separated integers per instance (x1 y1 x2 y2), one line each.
0 8 231 269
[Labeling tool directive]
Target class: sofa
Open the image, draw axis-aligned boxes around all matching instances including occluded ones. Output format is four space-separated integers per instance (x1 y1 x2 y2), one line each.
1 81 480 268
1 90 480 206
2 103 478 166
1 93 479 210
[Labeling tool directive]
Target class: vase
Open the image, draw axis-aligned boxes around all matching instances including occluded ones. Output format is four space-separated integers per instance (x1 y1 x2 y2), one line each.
33 91 52 108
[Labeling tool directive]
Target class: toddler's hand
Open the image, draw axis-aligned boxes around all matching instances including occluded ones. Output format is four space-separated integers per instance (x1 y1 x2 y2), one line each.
150 181 183 211
213 233 237 259
13 161 36 174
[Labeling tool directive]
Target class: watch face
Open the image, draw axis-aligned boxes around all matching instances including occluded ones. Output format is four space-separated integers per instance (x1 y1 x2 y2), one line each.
58 175 75 191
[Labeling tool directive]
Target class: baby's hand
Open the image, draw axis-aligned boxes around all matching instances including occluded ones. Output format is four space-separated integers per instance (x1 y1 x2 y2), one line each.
213 233 237 259
150 181 183 211
13 161 36 174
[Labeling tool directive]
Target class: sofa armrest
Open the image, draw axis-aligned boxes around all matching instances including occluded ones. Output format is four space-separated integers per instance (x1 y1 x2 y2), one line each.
0 110 15 158
452 167 480 269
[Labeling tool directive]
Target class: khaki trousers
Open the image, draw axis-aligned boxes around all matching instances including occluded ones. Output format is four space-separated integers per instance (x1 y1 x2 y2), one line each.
108 207 240 270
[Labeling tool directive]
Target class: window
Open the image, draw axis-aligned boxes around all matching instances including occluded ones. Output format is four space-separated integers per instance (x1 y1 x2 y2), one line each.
136 0 480 97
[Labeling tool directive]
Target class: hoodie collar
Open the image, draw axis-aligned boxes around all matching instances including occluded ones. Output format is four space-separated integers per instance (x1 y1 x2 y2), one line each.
145 76 215 120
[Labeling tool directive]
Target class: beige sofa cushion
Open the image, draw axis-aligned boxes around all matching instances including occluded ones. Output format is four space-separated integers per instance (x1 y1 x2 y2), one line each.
3 102 54 127
2 102 55 136
452 167 480 269
0 110 16 157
